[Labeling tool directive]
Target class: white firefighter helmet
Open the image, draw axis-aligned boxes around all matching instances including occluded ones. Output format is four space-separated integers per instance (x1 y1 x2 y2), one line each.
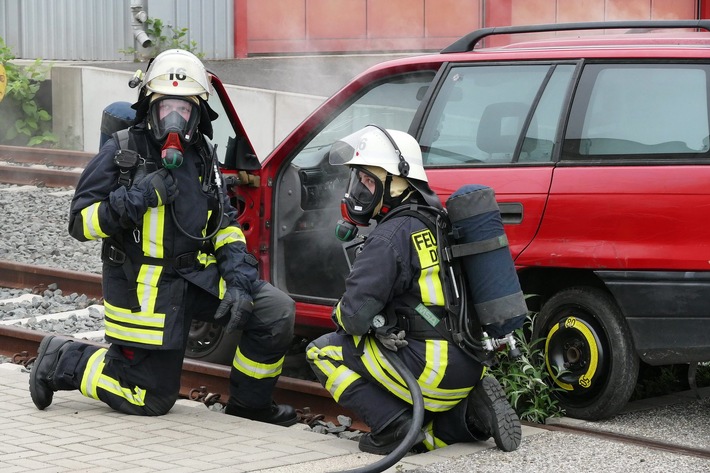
142 49 211 101
329 125 428 182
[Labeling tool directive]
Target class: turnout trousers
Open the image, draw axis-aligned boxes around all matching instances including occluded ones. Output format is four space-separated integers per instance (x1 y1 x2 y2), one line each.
307 331 485 450
53 281 295 416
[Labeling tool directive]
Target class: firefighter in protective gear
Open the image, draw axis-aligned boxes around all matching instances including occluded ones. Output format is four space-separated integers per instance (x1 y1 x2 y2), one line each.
29 49 297 426
306 125 522 454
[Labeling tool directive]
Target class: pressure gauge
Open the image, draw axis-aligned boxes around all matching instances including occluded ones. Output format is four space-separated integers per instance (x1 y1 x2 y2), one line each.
372 314 386 328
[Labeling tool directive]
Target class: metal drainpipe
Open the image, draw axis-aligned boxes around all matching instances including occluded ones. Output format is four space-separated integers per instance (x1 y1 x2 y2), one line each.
131 0 153 60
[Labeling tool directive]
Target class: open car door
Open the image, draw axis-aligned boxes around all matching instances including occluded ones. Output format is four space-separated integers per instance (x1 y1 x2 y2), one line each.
185 73 263 364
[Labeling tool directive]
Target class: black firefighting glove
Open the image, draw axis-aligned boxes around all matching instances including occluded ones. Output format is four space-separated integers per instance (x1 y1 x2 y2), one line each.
214 287 254 333
376 330 408 352
132 168 178 208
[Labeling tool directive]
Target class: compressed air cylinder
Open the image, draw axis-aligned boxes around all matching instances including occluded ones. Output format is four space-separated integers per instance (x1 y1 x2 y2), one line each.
445 184 527 337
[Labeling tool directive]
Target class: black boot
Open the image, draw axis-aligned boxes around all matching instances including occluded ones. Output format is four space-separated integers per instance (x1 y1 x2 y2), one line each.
29 335 74 410
466 375 521 452
225 401 298 427
358 411 425 455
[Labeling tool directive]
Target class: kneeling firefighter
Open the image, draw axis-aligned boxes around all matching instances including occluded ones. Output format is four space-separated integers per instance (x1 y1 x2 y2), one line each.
306 125 522 456
30 49 297 426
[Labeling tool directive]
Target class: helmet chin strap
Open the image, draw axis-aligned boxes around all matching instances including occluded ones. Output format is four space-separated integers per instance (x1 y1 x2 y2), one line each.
161 132 184 169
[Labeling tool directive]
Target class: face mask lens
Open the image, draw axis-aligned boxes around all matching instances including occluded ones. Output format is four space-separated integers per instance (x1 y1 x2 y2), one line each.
346 169 377 207
342 166 383 226
150 97 198 141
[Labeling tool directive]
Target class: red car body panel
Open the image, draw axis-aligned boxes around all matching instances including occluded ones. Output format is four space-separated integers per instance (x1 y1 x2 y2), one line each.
224 27 710 348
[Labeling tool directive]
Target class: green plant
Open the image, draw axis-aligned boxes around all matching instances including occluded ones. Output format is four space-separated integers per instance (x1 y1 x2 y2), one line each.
0 37 57 147
120 18 203 60
631 361 710 401
489 314 566 423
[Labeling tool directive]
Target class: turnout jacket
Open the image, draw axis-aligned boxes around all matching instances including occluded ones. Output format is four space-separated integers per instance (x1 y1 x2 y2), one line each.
68 128 259 350
332 199 446 337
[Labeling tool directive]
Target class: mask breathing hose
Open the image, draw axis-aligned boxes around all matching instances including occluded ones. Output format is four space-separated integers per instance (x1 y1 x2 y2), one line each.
170 144 224 242
340 337 425 473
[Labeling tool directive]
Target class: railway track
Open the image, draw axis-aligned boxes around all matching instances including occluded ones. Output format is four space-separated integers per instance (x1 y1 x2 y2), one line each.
4 311 708 461
3 277 709 461
0 260 364 430
2 147 708 462
0 144 91 187
0 322 359 430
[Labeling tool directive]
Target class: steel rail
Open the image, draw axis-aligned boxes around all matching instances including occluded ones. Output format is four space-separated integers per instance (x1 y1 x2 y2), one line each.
0 323 367 430
0 145 93 168
0 163 82 187
2 323 706 448
0 260 103 299
533 421 710 460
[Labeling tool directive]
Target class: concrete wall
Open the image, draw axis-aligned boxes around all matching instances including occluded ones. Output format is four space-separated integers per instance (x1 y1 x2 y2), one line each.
50 65 325 158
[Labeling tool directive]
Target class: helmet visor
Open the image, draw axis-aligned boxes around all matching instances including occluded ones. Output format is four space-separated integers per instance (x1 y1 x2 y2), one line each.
328 127 371 166
149 96 200 142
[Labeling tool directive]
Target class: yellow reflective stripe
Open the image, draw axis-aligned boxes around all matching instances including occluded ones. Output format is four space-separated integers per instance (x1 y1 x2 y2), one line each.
417 341 471 405
418 265 445 306
411 229 445 305
80 348 107 400
104 301 165 345
197 252 217 267
81 202 109 239
142 206 165 258
363 337 470 411
213 226 246 251
328 365 360 402
97 375 146 406
418 340 446 387
421 420 448 451
306 344 359 402
362 337 413 404
79 347 146 406
136 265 162 312
334 301 345 329
218 277 227 298
306 343 344 363
233 347 283 379
104 320 164 345
104 301 165 328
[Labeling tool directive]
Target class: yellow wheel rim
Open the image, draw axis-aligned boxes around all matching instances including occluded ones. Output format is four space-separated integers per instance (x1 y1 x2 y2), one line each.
545 316 600 391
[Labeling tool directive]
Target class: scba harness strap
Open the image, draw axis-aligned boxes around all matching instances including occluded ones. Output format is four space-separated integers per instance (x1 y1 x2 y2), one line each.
380 203 491 364
107 128 216 312
112 129 158 188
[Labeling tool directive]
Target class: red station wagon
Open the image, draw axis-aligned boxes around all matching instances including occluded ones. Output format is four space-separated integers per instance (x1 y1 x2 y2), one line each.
190 20 710 420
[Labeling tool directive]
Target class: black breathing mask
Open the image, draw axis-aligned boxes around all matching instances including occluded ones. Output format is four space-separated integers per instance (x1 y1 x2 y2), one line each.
149 96 200 169
341 166 383 222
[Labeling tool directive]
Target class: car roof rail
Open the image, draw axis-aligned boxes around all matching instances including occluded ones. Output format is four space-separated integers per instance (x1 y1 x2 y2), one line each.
441 20 710 53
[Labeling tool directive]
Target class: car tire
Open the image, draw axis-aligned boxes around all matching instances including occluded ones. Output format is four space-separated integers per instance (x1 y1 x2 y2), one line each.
533 286 639 420
185 321 241 365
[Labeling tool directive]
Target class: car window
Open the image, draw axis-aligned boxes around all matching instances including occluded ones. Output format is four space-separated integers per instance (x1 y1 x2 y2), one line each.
291 72 436 168
563 64 710 159
419 64 573 166
275 71 436 302
208 86 236 165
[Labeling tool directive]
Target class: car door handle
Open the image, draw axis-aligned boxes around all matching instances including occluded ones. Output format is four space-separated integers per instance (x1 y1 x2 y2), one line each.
499 202 523 224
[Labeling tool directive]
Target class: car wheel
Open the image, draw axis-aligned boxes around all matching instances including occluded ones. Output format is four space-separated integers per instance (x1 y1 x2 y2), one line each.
185 321 241 365
533 286 639 420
